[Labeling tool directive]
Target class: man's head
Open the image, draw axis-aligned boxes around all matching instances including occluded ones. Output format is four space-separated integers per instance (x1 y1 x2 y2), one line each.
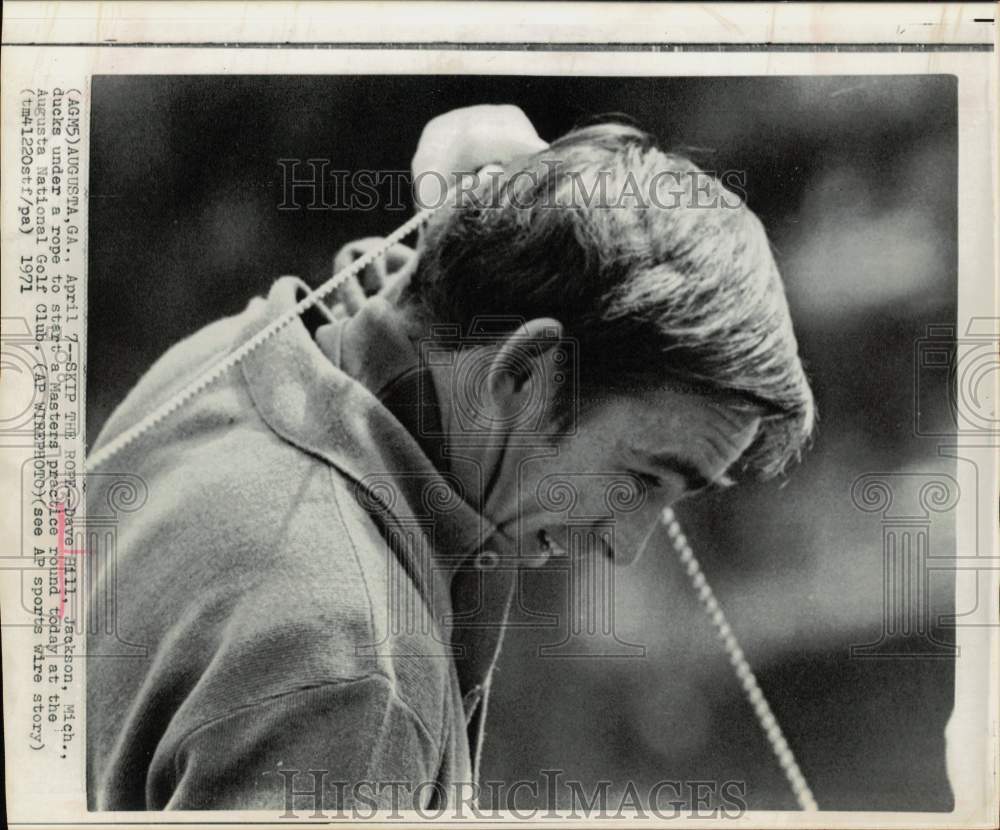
401 122 814 557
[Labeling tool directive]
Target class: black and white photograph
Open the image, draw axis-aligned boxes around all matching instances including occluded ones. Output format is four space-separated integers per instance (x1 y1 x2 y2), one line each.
1 3 997 827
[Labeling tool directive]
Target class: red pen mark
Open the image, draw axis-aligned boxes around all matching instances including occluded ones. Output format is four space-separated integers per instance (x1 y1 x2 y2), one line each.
52 502 87 620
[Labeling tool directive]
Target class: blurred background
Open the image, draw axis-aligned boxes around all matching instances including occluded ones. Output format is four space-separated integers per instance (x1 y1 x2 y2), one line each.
88 75 957 811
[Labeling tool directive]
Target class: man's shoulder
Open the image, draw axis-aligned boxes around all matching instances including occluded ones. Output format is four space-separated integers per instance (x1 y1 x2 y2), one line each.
87 274 353 587
89 379 452 696
88 421 457 754
94 291 267 452
86 277 456 746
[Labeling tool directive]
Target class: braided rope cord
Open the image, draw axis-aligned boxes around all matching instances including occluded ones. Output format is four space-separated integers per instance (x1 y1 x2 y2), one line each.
661 506 819 811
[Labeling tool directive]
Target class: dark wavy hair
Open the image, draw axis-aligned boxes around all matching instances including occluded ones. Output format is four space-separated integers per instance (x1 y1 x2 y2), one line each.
402 123 815 478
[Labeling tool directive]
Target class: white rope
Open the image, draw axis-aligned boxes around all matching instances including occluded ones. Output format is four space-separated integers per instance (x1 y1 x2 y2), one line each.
86 204 439 472
661 506 819 811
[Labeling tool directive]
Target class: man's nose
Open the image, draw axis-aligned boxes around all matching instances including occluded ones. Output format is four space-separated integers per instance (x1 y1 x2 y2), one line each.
562 506 663 567
615 509 666 566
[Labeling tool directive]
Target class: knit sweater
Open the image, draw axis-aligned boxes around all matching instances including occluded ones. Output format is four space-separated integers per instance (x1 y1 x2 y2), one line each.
86 276 517 812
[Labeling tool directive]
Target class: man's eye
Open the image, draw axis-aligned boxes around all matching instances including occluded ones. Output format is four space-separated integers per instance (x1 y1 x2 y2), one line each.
630 471 662 490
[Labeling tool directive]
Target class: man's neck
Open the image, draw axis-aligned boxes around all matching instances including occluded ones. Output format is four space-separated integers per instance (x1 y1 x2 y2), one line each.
336 298 506 539
423 356 509 523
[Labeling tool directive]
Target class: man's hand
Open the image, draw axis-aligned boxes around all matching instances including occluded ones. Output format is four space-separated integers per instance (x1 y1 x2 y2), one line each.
411 104 548 207
330 106 546 315
332 238 418 314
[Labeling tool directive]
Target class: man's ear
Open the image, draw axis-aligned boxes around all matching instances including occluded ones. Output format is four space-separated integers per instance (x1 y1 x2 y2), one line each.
487 318 565 425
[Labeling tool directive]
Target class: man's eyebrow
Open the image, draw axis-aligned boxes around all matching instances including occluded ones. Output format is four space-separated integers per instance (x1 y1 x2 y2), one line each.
645 451 723 494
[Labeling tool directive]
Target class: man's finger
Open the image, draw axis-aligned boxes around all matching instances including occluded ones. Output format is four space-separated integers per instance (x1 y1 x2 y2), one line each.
360 258 387 294
334 273 366 315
